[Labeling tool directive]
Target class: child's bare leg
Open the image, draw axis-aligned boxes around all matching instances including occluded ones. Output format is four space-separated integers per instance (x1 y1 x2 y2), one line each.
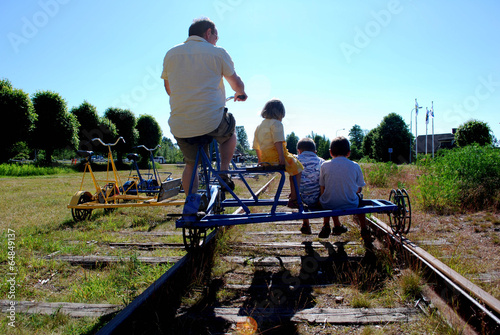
302 218 310 228
322 216 330 228
331 216 348 235
318 216 331 238
287 174 302 208
357 214 371 242
300 218 312 234
288 173 301 200
356 214 367 229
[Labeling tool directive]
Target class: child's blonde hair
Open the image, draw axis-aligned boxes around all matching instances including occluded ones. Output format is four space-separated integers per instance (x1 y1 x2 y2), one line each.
261 99 285 120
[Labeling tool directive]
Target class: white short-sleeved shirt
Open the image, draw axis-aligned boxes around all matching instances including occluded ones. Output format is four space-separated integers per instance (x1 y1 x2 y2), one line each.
319 156 366 210
161 36 235 138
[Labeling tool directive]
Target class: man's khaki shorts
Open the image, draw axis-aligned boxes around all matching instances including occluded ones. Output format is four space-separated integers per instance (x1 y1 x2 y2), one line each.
175 109 236 164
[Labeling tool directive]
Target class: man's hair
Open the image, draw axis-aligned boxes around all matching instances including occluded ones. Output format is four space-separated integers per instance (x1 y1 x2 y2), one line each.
297 138 316 152
261 99 285 120
188 18 215 37
330 136 350 156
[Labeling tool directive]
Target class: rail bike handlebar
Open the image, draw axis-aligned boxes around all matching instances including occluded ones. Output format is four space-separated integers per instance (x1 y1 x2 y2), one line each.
92 137 125 147
133 144 161 152
226 95 247 102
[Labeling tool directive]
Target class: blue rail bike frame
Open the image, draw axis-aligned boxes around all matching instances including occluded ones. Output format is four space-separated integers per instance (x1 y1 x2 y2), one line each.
176 140 398 230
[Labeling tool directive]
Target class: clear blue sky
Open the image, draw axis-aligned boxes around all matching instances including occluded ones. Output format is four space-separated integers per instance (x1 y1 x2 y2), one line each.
1 0 499 146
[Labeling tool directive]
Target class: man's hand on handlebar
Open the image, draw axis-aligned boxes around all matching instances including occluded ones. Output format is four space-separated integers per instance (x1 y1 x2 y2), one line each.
234 94 247 102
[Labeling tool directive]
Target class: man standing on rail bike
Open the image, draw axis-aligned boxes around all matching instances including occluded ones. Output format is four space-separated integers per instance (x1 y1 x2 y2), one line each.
161 17 247 194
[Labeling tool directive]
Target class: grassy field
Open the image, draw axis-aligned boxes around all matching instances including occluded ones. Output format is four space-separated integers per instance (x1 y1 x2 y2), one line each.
0 164 189 334
1 161 498 334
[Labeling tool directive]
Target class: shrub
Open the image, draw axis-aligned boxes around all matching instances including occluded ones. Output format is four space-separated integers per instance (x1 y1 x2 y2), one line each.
363 162 399 188
0 163 72 177
418 145 500 213
455 119 493 147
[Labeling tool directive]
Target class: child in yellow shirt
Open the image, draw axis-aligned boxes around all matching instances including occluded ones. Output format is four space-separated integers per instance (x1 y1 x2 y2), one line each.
253 99 303 207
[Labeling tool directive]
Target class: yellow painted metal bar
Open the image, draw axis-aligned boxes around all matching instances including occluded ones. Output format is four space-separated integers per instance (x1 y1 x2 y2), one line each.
67 199 185 209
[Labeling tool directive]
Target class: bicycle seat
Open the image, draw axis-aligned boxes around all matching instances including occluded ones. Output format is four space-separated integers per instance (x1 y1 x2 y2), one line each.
184 135 213 146
77 150 93 158
127 153 139 162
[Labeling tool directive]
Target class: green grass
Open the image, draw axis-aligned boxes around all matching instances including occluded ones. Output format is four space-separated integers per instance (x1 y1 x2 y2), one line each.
70 258 172 305
363 162 400 188
417 145 500 213
0 163 74 177
1 161 498 334
0 164 185 333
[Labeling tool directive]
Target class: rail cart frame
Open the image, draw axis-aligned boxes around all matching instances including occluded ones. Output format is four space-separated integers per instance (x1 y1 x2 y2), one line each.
67 137 183 222
176 139 411 249
122 144 173 196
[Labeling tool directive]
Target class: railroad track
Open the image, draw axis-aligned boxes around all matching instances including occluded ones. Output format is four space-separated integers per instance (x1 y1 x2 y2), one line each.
95 179 500 334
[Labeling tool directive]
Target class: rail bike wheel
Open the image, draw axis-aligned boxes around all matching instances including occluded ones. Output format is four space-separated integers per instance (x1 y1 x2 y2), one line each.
388 189 410 235
182 227 207 250
71 192 93 222
400 189 412 234
212 187 225 215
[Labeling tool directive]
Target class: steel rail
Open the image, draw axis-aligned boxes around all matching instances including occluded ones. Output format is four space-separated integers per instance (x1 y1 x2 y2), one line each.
368 216 500 334
96 176 277 334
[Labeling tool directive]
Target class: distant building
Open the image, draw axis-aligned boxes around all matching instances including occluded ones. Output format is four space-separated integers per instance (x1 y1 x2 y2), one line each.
416 129 456 154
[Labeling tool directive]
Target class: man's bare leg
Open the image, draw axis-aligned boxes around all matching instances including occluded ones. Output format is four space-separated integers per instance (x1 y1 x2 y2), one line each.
219 133 236 171
182 163 198 195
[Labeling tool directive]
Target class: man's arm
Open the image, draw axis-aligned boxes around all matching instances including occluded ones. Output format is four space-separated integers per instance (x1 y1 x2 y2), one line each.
224 72 247 101
163 79 171 96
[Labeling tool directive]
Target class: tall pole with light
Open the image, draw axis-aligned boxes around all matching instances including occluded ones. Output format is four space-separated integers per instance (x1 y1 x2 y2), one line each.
336 128 345 137
425 107 429 156
413 99 422 163
431 101 435 158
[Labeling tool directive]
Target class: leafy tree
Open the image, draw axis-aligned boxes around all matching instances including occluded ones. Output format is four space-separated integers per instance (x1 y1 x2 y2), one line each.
104 107 138 163
348 125 364 161
455 119 493 147
30 91 79 165
236 125 250 154
136 114 162 149
286 132 299 154
306 132 327 159
156 137 183 163
0 78 13 90
362 128 376 160
372 113 412 163
135 114 162 167
71 101 117 151
317 139 330 160
0 79 37 162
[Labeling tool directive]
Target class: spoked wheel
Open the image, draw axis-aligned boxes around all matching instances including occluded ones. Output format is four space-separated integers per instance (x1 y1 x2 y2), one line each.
72 192 93 222
182 227 207 250
400 189 412 234
388 189 411 235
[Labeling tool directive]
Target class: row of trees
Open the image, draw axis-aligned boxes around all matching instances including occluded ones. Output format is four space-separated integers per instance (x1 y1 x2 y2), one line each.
284 114 496 164
1 79 164 165
283 113 414 163
2 77 495 166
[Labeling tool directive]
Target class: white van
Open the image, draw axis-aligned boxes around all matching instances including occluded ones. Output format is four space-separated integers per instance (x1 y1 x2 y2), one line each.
154 156 165 164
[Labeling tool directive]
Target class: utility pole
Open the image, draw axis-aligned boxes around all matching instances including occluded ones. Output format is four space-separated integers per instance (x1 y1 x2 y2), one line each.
414 99 422 161
425 107 429 156
431 101 435 158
